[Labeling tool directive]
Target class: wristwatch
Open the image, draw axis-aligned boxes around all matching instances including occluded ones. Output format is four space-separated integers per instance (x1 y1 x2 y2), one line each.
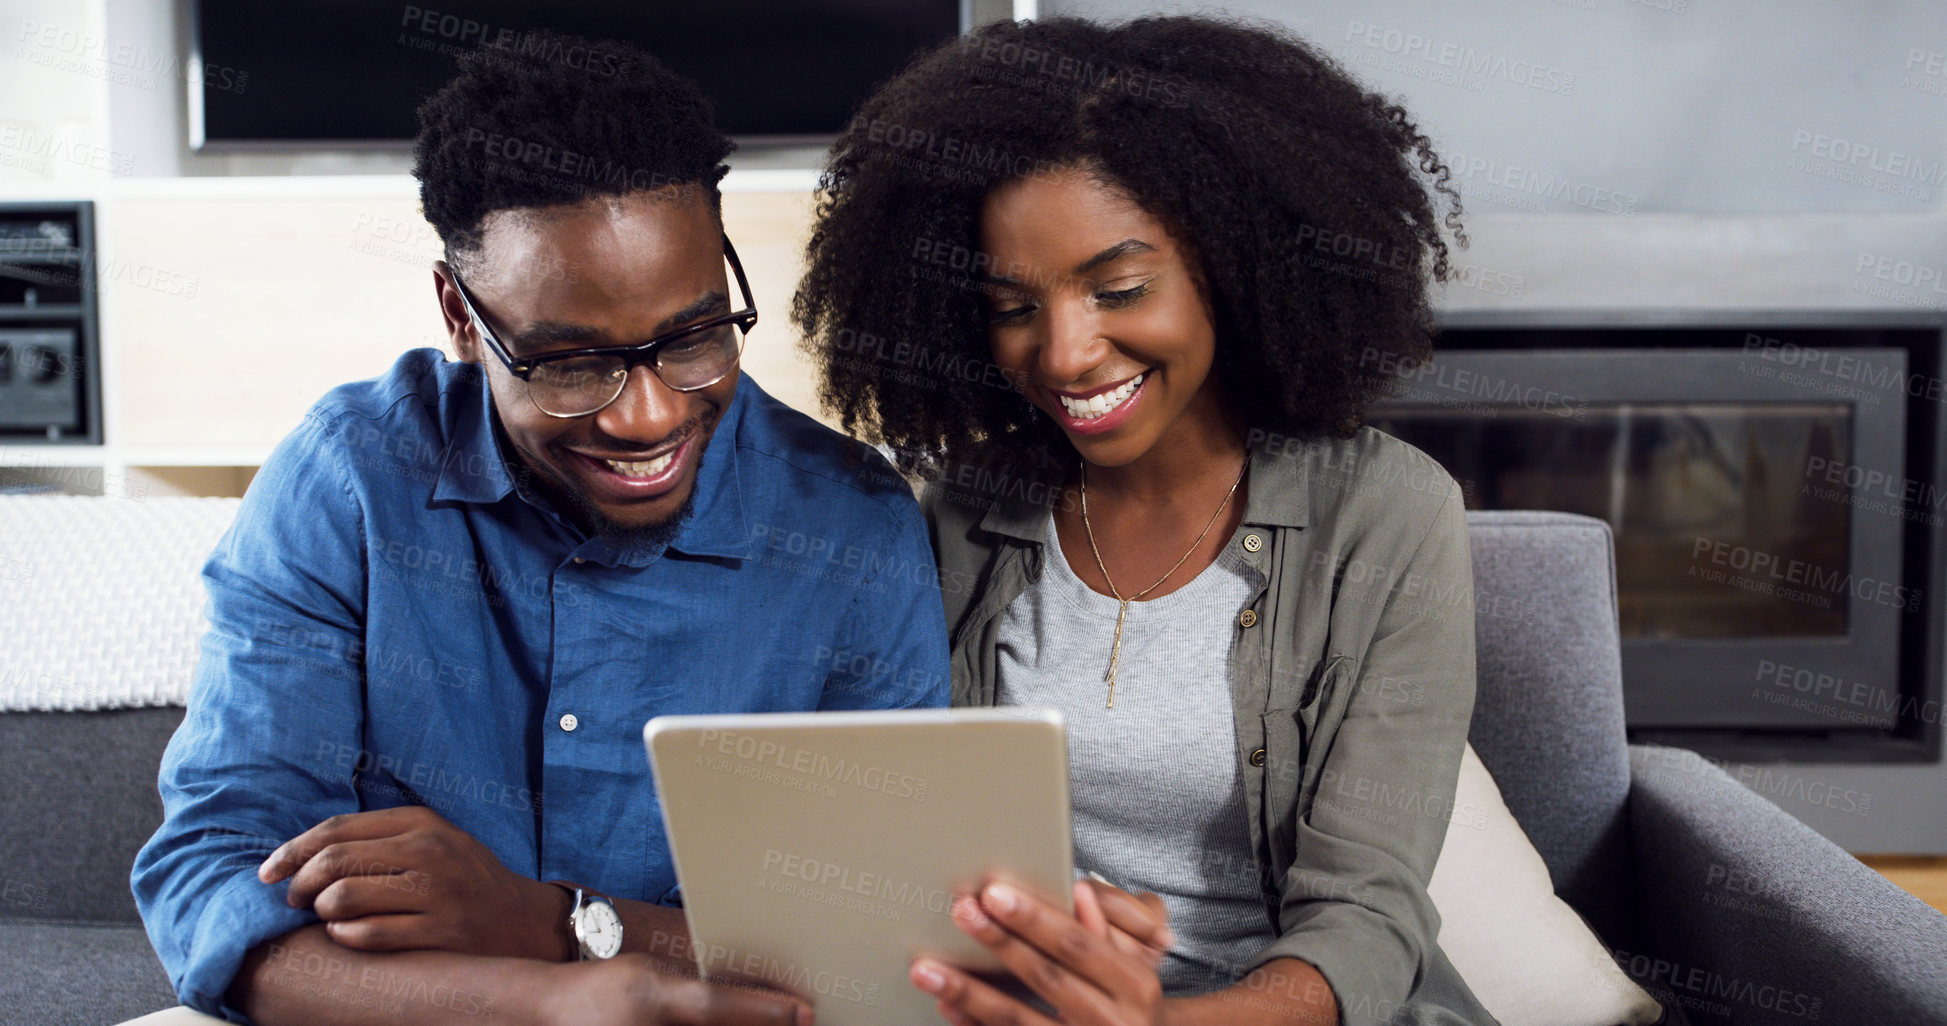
556 884 623 960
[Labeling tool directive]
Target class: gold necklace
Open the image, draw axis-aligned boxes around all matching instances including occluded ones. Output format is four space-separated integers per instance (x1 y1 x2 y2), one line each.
1079 457 1248 709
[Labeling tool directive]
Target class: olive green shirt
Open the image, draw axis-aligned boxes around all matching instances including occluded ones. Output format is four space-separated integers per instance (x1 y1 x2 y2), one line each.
922 428 1499 1026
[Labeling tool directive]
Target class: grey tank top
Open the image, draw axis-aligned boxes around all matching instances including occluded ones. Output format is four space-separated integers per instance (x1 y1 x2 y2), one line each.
993 509 1279 995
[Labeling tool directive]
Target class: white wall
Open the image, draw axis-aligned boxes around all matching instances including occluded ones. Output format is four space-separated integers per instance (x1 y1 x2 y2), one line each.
1050 0 1947 216
2 0 117 185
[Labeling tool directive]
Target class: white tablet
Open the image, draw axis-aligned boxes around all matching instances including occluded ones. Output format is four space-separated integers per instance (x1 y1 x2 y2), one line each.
644 707 1073 1026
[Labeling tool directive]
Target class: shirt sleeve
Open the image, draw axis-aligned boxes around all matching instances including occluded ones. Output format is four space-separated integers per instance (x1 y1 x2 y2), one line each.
131 413 370 1022
1248 486 1478 1025
817 498 952 711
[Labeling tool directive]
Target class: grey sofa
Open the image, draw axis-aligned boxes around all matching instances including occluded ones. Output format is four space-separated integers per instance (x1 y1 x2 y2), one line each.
1 501 1942 1025
0 707 184 1023
0 495 227 1026
1466 511 1947 1025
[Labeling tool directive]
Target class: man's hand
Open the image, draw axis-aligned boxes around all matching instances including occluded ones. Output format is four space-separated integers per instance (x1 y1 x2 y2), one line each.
538 955 812 1026
259 805 572 961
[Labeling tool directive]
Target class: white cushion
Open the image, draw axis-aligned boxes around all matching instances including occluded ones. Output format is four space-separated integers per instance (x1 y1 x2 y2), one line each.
1429 744 1663 1026
115 1008 227 1025
0 496 239 711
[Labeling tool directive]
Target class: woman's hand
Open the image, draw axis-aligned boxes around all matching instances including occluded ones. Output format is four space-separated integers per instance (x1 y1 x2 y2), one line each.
1075 877 1174 970
910 879 1174 1026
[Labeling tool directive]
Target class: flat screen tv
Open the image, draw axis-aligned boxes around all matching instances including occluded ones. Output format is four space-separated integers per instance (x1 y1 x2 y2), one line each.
192 0 964 147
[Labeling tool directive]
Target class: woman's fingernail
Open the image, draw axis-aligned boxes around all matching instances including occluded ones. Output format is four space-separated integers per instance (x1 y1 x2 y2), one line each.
1159 928 1178 949
952 897 985 930
797 1005 815 1026
985 883 1019 914
912 961 946 994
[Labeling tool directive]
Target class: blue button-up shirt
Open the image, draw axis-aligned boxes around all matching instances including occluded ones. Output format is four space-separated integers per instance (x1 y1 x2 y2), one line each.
132 349 949 1019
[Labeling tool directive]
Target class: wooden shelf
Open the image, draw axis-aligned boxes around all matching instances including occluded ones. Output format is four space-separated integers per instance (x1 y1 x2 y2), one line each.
0 445 271 497
0 444 272 466
0 305 85 319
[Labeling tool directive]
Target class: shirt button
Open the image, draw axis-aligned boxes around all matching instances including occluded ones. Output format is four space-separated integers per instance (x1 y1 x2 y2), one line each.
559 713 579 732
1249 749 1267 767
573 557 587 565
1238 609 1259 629
1241 533 1264 553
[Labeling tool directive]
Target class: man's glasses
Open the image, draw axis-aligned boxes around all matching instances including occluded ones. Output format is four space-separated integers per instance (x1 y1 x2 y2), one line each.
450 235 759 418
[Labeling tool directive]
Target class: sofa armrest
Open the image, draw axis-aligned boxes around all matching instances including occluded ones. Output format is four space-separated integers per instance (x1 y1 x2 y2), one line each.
1624 744 1947 1025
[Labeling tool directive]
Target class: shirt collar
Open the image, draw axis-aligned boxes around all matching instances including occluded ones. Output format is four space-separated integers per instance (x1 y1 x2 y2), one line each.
974 430 1311 544
431 366 520 506
659 375 751 563
430 364 752 565
974 446 1066 543
1239 435 1308 528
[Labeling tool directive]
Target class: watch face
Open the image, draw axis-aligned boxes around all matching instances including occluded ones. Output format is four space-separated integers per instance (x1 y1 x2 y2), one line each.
580 898 624 959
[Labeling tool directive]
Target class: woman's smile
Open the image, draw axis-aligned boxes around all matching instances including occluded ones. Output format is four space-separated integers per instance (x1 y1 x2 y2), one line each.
979 166 1229 470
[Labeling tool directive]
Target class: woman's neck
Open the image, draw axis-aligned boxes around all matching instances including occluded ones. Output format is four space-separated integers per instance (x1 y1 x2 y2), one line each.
1080 392 1249 507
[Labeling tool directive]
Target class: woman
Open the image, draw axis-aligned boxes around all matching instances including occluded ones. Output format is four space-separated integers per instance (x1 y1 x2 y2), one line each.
796 16 1493 1026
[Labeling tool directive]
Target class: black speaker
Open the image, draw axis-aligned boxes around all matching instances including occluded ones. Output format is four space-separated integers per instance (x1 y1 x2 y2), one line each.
0 327 81 431
0 202 99 442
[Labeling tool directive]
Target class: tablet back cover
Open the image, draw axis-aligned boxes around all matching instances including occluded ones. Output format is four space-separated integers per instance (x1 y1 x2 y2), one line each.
646 708 1073 1026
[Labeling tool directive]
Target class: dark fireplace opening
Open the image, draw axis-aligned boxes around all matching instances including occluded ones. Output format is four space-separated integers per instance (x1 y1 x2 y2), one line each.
1368 313 1946 763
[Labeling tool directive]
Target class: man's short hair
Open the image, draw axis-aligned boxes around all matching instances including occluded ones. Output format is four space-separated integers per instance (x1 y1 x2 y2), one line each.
412 29 734 275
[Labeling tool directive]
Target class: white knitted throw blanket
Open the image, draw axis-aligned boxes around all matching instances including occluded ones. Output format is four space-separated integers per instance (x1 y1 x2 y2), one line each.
0 495 239 711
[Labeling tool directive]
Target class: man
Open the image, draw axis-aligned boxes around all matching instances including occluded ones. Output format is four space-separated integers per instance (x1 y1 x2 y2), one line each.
133 34 947 1026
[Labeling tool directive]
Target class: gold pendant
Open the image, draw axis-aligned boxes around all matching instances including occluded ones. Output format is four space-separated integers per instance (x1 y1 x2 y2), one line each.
1106 599 1128 708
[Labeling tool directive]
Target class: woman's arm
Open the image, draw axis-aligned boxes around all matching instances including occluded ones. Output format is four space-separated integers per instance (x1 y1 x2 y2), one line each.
1244 479 1478 1022
1164 958 1336 1026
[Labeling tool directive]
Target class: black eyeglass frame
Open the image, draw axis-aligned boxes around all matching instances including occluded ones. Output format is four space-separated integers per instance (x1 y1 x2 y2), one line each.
448 234 759 417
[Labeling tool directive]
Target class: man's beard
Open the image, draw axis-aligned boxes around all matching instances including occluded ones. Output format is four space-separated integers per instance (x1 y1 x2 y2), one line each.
498 408 718 560
557 449 704 560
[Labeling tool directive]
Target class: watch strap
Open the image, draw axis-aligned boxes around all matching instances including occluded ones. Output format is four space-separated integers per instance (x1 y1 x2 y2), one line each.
546 880 589 961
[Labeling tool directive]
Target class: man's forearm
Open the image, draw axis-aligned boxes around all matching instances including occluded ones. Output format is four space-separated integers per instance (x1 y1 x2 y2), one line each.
232 887 694 1026
457 874 692 968
606 894 697 973
231 924 555 1026
1165 957 1338 1026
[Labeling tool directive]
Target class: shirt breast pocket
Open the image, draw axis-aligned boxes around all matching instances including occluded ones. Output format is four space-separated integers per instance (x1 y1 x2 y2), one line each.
1258 656 1348 869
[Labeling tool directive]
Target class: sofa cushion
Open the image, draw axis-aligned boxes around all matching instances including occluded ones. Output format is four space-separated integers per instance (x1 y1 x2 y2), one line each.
0 707 185 922
0 920 178 1026
1430 743 1663 1026
1463 510 1636 946
119 1009 227 1024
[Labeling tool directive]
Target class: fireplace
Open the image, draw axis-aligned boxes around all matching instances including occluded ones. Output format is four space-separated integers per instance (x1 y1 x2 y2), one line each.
1368 312 1947 762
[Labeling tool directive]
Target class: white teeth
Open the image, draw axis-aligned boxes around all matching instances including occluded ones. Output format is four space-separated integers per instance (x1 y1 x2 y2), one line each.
604 453 674 478
1057 373 1145 421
